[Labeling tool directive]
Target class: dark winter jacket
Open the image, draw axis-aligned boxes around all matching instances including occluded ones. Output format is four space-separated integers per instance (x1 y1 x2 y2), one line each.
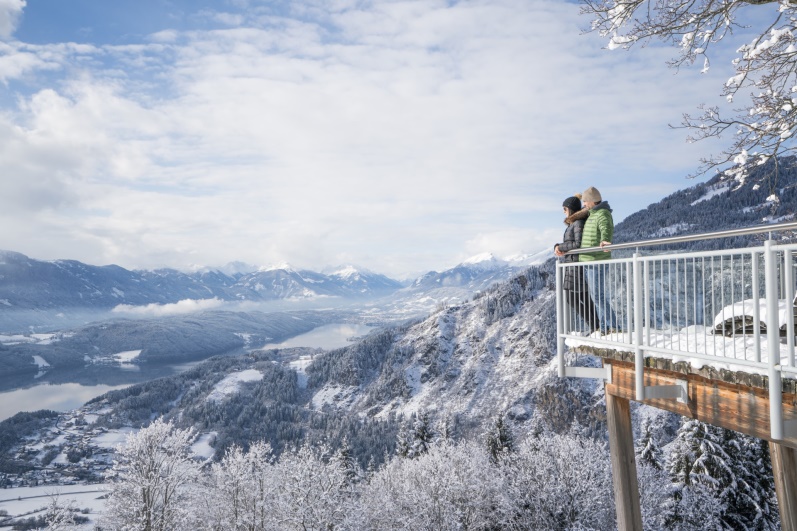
556 208 589 291
579 201 614 262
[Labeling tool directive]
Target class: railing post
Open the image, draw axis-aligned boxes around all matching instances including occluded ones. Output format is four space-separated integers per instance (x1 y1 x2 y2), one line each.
765 239 784 440
556 262 565 378
753 251 762 364
785 250 795 367
626 261 633 341
634 252 644 400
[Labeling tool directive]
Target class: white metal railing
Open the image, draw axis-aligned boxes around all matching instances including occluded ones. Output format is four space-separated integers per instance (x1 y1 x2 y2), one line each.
556 221 797 441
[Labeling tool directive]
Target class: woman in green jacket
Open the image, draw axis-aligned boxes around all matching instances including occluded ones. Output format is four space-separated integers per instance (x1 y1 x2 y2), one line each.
579 186 620 334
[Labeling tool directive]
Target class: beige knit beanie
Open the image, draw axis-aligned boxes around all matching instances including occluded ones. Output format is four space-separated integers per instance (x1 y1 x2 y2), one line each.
582 186 602 203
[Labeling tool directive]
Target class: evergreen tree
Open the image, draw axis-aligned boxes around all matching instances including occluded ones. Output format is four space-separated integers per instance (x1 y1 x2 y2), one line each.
410 411 434 458
636 418 662 471
735 435 779 531
665 419 780 530
485 414 515 464
436 415 455 444
395 420 412 458
334 437 360 485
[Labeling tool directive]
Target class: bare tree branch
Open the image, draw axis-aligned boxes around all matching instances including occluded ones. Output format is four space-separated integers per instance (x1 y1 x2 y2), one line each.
582 0 797 184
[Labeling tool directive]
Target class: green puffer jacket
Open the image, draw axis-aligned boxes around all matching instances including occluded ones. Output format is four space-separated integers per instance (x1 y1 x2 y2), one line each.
579 201 614 262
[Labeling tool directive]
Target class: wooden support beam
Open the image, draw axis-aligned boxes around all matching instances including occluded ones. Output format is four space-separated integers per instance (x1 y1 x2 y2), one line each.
604 359 797 450
605 391 643 531
770 441 797 531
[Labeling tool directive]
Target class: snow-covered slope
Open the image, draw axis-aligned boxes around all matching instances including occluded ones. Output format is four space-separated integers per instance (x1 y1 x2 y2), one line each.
306 263 602 433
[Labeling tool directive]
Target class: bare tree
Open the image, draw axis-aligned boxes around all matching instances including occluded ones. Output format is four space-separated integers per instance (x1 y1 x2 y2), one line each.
582 0 797 185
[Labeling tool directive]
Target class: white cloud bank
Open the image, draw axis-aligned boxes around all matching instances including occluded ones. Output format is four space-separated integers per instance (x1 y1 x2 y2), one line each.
0 0 735 276
0 0 24 39
112 298 225 317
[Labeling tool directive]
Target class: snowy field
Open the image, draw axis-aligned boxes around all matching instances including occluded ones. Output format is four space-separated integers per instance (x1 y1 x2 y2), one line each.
0 483 108 530
206 369 263 402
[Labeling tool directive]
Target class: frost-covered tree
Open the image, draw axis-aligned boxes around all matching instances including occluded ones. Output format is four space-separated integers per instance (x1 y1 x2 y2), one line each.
636 417 663 470
349 440 505 530
410 411 435 458
201 441 276 531
502 432 615 530
749 438 780 530
665 419 779 529
271 443 349 530
103 418 200 531
43 494 79 530
396 411 436 459
582 0 797 180
731 435 779 531
333 437 361 485
485 413 515 464
636 463 672 531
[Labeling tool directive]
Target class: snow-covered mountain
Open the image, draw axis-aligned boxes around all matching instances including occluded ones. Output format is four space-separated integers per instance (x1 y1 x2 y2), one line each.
0 249 549 322
368 251 551 316
0 254 403 313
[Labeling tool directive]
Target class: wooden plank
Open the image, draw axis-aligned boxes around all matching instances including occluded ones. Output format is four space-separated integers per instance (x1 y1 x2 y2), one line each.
605 392 643 531
604 359 797 450
770 442 797 531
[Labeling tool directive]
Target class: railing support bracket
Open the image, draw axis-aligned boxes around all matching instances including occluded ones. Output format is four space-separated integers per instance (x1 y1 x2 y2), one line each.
644 379 688 404
564 363 612 384
784 418 797 440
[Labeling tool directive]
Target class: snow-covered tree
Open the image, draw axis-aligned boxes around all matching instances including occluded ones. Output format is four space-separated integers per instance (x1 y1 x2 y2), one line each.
102 418 201 531
485 413 515 464
396 411 435 459
502 432 615 530
582 0 797 180
665 419 779 529
43 494 79 530
410 411 434 458
201 441 276 531
636 417 663 470
333 437 361 485
271 443 349 530
349 440 505 530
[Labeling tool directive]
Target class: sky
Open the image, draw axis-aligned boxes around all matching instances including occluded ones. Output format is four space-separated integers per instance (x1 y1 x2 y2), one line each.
0 0 759 278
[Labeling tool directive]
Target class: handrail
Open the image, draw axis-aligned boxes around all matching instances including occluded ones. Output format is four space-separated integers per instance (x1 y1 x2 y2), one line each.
564 219 797 255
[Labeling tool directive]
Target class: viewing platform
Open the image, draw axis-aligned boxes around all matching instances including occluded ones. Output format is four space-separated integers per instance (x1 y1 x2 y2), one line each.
556 221 797 530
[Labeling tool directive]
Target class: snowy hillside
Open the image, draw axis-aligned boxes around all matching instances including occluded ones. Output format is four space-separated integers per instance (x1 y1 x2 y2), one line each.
615 156 797 248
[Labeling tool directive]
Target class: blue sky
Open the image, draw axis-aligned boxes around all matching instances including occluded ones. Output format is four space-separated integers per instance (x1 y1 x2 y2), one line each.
0 0 757 277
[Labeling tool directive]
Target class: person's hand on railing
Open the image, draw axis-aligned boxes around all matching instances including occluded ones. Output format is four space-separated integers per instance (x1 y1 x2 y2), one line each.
554 245 565 257
600 241 611 251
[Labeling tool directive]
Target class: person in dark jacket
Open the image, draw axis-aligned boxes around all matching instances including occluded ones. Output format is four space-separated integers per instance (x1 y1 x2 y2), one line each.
554 194 598 333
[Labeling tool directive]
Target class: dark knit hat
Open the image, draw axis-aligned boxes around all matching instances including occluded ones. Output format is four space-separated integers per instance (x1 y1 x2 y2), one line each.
562 195 582 212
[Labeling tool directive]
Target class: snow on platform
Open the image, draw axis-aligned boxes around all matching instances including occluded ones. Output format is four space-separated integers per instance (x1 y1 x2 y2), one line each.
566 326 792 377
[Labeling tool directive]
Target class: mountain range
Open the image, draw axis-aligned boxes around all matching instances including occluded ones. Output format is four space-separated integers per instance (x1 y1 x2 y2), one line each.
0 249 550 324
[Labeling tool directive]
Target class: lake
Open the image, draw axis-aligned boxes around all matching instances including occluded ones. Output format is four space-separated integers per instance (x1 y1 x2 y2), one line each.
0 322 373 422
261 322 373 350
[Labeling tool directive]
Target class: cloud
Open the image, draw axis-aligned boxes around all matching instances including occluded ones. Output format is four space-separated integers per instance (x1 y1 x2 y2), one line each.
111 298 226 317
0 0 24 40
0 0 739 276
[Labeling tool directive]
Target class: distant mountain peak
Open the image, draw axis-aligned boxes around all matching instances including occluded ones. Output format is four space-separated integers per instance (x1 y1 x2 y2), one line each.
461 252 500 265
259 262 295 273
325 264 371 278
